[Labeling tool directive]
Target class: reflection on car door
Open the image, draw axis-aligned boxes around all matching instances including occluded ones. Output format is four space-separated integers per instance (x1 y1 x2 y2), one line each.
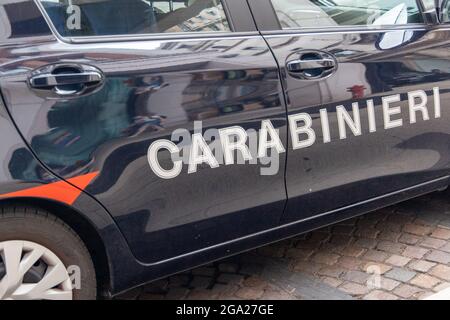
249 0 450 224
0 0 288 264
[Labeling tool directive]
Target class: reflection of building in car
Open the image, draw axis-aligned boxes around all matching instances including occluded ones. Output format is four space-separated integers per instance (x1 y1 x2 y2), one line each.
272 0 423 28
40 0 229 36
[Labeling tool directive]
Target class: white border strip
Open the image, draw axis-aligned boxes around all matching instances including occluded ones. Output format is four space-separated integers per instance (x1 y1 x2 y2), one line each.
424 288 450 300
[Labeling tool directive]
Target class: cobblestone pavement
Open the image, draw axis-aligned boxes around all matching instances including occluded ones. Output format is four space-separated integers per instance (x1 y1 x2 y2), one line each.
119 191 450 300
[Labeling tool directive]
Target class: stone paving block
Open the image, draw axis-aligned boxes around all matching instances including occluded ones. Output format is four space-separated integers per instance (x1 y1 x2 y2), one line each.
312 252 340 266
385 267 416 283
408 260 436 273
261 260 354 300
340 245 366 258
438 219 450 229
260 288 296 300
318 266 346 278
429 264 450 281
378 231 401 242
285 248 315 260
393 284 424 299
379 277 401 291
187 289 220 300
440 242 450 253
235 287 265 300
377 222 402 233
432 282 450 293
338 257 363 270
339 282 368 296
292 261 324 274
398 233 421 245
210 284 239 298
363 290 398 300
321 277 343 288
342 271 370 284
431 227 450 240
410 274 441 289
354 238 378 249
355 228 380 239
377 241 406 255
385 255 411 267
242 276 268 290
420 238 446 250
362 262 392 275
402 246 429 259
403 223 432 236
363 250 389 262
425 250 450 264
324 235 353 251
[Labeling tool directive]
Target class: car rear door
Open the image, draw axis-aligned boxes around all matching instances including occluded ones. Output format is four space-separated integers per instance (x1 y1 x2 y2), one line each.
0 0 288 264
249 0 450 223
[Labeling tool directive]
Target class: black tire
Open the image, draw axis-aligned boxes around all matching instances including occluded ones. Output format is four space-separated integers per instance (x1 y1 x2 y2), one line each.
0 205 97 300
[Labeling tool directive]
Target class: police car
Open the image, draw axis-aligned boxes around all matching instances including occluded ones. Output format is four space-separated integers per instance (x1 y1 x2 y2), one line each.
0 0 449 300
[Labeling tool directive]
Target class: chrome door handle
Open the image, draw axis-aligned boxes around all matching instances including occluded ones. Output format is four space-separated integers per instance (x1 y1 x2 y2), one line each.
286 51 338 80
30 72 103 88
28 64 105 98
287 58 336 72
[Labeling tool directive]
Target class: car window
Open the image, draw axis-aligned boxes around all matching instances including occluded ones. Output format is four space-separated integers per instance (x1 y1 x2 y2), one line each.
38 0 230 37
270 0 424 29
442 0 450 22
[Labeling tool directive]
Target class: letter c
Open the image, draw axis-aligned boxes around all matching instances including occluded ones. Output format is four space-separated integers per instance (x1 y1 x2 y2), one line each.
148 140 183 179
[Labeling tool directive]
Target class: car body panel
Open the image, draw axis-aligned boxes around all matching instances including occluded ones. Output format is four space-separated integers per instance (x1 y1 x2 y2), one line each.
247 0 450 224
1 0 450 297
268 28 450 224
0 0 288 264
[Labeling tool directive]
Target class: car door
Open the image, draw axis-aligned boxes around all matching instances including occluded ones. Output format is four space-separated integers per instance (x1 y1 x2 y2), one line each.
0 0 288 264
249 0 450 224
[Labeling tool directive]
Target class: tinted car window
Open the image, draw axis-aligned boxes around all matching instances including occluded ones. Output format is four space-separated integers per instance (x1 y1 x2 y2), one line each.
270 0 424 29
38 0 230 37
442 0 450 22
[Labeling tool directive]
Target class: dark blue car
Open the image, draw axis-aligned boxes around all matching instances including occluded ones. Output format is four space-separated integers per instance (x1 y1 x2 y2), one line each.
0 0 450 300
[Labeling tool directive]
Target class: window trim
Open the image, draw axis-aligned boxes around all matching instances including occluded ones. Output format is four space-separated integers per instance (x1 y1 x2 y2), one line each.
249 0 432 32
33 0 251 44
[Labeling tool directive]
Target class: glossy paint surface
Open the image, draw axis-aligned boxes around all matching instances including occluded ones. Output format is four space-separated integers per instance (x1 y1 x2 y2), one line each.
2 0 450 296
0 3 287 263
264 27 450 223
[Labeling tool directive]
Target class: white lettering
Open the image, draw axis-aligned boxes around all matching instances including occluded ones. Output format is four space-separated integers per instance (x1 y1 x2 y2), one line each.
148 140 183 179
219 126 253 165
383 94 403 129
289 113 316 150
408 90 430 124
188 133 220 174
258 120 286 158
336 103 362 139
367 99 377 133
434 87 441 118
320 109 331 143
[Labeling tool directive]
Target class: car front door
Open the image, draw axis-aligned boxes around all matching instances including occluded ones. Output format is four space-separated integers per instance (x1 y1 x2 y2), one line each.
0 0 288 264
249 0 450 224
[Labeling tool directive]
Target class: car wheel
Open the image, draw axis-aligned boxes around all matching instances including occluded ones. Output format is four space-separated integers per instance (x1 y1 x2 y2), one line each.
0 205 97 300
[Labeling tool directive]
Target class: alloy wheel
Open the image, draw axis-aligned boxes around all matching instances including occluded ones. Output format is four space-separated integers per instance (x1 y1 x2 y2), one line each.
0 240 73 300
